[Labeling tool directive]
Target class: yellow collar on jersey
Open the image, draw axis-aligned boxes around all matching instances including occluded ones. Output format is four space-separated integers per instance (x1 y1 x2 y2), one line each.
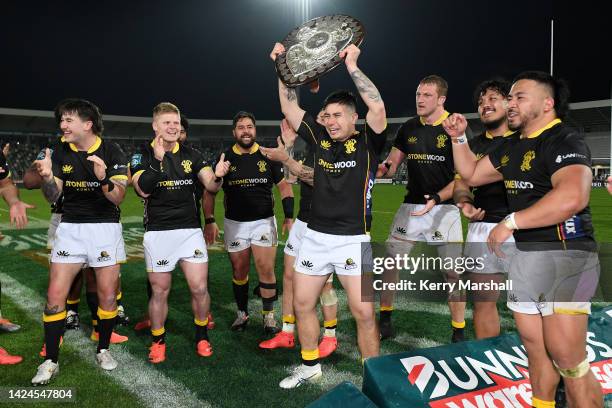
150 140 180 154
485 130 514 139
69 136 101 153
232 142 260 155
522 118 562 139
420 110 449 126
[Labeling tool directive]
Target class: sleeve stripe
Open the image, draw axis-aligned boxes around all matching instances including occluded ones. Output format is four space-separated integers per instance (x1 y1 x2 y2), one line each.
132 170 145 178
301 121 318 145
110 175 128 180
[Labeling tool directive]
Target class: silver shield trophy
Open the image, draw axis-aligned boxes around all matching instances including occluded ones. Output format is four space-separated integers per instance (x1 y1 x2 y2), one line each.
275 15 365 88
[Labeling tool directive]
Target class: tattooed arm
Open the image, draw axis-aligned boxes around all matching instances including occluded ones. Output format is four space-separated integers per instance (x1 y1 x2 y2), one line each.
270 43 306 130
341 45 386 133
259 138 314 186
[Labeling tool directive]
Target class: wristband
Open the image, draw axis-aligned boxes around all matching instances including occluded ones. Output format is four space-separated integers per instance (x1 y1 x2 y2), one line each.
427 192 441 205
205 217 216 225
502 212 519 230
453 133 468 145
282 196 294 219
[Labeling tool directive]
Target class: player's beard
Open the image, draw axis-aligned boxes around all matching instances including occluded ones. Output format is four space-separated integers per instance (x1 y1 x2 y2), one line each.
483 115 506 131
236 136 255 149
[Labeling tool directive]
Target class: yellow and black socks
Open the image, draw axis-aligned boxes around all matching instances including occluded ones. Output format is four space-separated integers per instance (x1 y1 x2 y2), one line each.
451 320 465 342
324 319 337 337
232 277 249 314
43 310 66 363
66 298 80 314
532 397 555 407
151 327 166 344
259 281 277 313
194 318 209 342
380 306 393 322
116 291 123 308
97 307 117 352
282 315 296 333
86 291 99 332
301 349 319 367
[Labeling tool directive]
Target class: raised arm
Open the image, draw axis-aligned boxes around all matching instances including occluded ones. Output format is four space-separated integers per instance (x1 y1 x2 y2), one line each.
34 148 63 204
198 153 230 194
443 113 502 186
270 43 305 130
341 45 386 133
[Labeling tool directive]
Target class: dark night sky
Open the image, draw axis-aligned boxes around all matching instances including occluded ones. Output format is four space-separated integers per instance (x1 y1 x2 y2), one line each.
1 0 610 120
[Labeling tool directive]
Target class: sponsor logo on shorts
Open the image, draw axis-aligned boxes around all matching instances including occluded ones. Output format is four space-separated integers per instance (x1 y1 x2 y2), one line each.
156 259 169 266
301 260 314 269
286 243 294 250
97 251 111 262
194 249 205 258
56 250 70 257
508 293 519 303
259 234 269 242
62 164 73 174
436 134 448 148
395 226 407 235
431 231 444 241
181 159 193 174
536 293 547 311
344 139 357 154
230 241 241 248
555 152 587 163
320 140 331 150
345 258 357 270
520 150 535 172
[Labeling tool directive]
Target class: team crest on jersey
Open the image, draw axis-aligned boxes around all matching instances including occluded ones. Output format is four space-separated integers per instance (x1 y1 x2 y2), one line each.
320 140 331 150
257 160 267 173
520 150 535 172
62 164 73 174
407 136 418 144
436 134 448 148
500 155 510 167
181 159 193 174
344 139 357 154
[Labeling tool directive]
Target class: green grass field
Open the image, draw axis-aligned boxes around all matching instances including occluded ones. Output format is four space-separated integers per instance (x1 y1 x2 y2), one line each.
0 185 610 407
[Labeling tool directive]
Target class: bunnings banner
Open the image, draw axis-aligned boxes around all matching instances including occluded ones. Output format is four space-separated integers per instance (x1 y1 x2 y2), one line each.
363 306 612 407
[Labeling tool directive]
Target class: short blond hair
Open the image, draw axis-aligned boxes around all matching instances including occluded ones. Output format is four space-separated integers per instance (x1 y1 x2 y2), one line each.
153 102 180 117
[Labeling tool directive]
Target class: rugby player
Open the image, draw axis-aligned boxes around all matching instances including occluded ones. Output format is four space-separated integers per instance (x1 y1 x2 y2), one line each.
268 43 386 388
452 79 516 339
0 148 30 357
205 111 294 336
446 71 602 407
257 116 339 357
376 75 466 343
31 98 128 385
131 103 228 363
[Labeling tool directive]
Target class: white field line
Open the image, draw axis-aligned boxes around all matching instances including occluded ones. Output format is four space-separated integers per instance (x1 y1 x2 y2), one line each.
0 272 212 408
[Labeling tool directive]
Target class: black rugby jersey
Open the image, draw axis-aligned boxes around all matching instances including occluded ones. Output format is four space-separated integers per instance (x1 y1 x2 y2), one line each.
221 143 284 222
131 142 209 231
489 120 595 243
393 111 455 204
0 151 9 181
466 131 516 223
51 137 128 223
298 113 387 235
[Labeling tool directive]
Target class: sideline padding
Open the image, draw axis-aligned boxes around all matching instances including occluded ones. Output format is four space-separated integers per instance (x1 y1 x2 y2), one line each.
307 381 377 408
